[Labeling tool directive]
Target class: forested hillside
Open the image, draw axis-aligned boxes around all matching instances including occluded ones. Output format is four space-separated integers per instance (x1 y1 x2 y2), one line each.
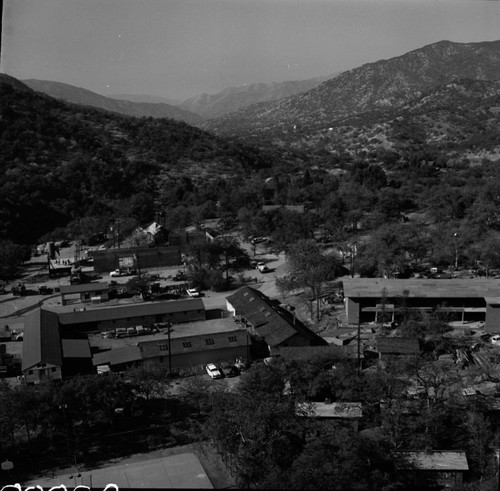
0 76 275 244
204 40 500 162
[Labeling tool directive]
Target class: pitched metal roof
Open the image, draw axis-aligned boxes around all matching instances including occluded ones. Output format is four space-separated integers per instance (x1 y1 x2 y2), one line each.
22 309 62 370
297 402 363 419
226 286 326 347
62 338 92 358
344 278 500 299
376 337 420 355
92 346 142 366
60 282 109 295
395 451 469 471
50 298 205 325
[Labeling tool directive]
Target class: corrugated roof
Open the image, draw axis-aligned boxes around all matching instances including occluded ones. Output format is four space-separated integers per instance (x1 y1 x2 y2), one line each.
226 286 326 347
22 309 62 370
62 338 92 358
92 346 142 366
344 278 500 299
376 337 420 355
50 298 205 325
395 451 469 471
59 282 109 295
297 402 363 419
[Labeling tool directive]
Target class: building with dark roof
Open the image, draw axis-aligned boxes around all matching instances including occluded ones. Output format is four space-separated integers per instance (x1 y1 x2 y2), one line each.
47 298 205 332
22 309 93 384
343 278 500 331
59 282 110 305
22 298 206 381
395 451 469 488
91 318 248 374
22 309 63 384
91 246 182 273
226 286 327 356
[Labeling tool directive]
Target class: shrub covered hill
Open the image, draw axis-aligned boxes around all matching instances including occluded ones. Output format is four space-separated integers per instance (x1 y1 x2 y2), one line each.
204 40 500 161
0 75 277 244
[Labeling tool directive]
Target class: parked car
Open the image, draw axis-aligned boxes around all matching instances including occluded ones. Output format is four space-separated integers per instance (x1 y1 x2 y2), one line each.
220 361 240 377
110 269 124 277
257 262 269 273
11 330 23 341
186 288 201 297
38 285 54 295
206 363 223 379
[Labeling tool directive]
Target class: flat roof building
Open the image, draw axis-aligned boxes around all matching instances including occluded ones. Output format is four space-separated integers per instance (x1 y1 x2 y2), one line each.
59 282 110 305
46 298 205 332
91 318 249 374
343 278 500 332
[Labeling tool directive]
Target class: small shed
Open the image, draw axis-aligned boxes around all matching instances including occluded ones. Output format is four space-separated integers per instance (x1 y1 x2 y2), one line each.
60 282 109 305
395 451 469 488
296 401 363 431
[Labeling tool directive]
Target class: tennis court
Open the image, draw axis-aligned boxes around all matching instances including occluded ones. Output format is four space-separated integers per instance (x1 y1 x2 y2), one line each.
25 452 213 489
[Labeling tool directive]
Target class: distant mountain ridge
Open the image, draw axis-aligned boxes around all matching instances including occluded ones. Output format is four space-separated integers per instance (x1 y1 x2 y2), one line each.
22 79 203 125
179 75 335 119
203 40 500 137
109 93 181 106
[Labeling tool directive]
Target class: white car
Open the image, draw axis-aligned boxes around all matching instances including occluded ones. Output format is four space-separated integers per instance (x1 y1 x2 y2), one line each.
206 363 223 379
110 269 123 277
186 288 201 297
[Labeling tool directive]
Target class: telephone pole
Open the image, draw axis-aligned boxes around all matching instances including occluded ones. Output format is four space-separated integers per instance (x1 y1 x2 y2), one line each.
0 0 4 72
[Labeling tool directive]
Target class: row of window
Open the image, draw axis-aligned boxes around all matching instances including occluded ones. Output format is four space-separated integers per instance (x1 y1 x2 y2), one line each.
28 367 57 375
158 335 239 351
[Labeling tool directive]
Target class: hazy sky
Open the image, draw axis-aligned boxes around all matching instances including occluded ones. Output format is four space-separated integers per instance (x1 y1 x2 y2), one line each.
2 0 500 101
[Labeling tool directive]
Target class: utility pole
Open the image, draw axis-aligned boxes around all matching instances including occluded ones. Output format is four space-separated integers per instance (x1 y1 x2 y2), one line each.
167 321 172 376
357 320 361 375
0 0 3 72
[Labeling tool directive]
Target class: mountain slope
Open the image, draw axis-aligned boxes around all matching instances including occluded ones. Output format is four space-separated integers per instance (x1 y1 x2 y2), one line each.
203 40 500 138
109 93 181 106
306 78 500 160
22 79 203 125
0 75 274 244
179 75 334 119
